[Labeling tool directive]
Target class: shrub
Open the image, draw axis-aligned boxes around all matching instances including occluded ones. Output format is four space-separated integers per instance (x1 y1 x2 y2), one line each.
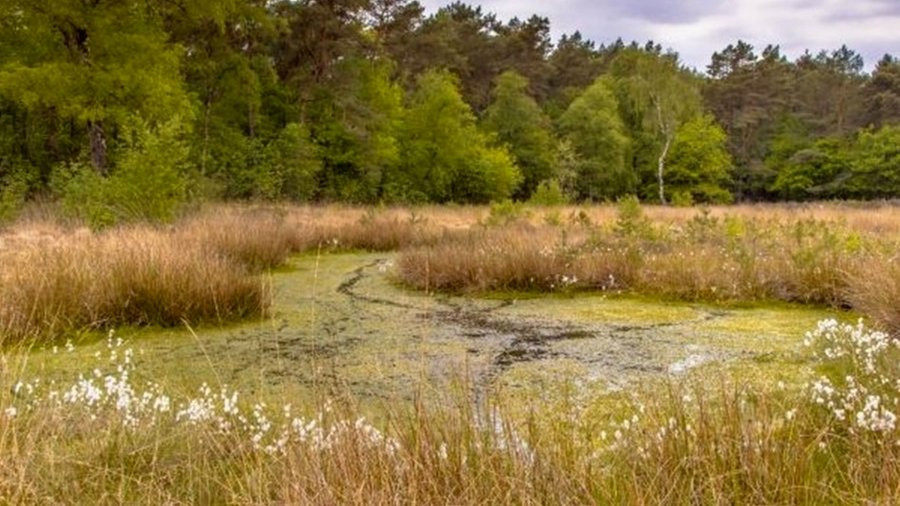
670 189 694 207
483 199 528 227
267 123 322 201
528 179 570 206
0 170 29 223
54 118 191 228
614 194 652 237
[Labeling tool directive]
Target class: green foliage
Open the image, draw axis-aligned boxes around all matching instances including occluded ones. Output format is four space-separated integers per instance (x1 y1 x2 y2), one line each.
558 77 632 200
762 115 812 194
55 119 191 228
614 194 651 236
0 2 897 211
484 200 528 226
312 58 404 202
395 70 521 203
665 115 734 203
843 125 900 198
265 124 322 201
528 180 570 206
769 124 898 200
607 49 702 201
0 155 37 223
483 71 557 198
0 173 29 223
670 190 694 207
219 123 321 201
704 42 875 200
0 0 193 171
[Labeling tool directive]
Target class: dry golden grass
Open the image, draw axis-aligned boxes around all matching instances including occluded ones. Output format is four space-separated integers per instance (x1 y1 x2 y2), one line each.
250 201 900 237
0 227 269 342
1 373 896 505
177 209 302 272
398 220 860 300
0 205 453 341
846 254 900 334
2 201 898 342
397 211 900 334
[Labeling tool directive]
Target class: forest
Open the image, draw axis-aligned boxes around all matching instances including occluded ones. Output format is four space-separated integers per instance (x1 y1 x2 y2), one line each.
1 0 898 225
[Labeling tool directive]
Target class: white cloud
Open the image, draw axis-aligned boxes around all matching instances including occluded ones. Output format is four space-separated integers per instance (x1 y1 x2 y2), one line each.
419 0 900 71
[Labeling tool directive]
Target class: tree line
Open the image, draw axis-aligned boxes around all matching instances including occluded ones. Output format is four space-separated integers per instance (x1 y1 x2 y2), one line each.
1 1 898 223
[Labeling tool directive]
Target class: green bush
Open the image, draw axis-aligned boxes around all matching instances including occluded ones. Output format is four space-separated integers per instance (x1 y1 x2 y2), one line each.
267 123 321 201
484 199 528 226
55 118 191 228
615 194 649 236
528 179 570 206
0 164 33 223
670 189 694 207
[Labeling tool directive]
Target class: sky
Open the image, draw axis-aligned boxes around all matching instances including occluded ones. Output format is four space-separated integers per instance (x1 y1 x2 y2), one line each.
419 0 900 72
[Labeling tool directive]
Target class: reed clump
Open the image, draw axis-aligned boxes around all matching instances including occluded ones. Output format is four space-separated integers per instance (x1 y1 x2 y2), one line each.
397 207 900 333
0 228 268 342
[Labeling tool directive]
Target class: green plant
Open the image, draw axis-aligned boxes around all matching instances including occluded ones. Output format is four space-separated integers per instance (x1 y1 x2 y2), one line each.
528 179 570 206
0 171 29 223
55 118 191 228
670 189 694 207
614 195 651 236
484 199 528 226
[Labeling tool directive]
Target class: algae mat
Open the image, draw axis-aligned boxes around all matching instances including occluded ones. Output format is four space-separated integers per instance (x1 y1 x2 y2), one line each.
24 253 842 405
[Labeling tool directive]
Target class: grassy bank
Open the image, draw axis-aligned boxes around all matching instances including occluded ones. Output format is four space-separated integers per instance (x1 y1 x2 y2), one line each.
0 320 896 504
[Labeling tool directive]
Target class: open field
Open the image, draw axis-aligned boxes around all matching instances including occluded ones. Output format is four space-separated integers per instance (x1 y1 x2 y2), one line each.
0 202 898 504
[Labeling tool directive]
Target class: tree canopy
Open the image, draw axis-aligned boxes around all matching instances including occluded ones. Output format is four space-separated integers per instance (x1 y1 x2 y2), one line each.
0 0 897 223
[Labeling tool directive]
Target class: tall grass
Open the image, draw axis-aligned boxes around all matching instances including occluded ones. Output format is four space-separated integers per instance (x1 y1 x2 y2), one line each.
0 229 268 342
3 202 899 340
0 206 449 342
0 321 896 504
397 213 900 333
846 254 900 334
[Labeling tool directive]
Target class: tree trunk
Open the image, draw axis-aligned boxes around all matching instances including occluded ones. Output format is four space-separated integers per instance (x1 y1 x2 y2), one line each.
88 120 107 175
657 135 671 205
655 100 671 205
201 96 211 177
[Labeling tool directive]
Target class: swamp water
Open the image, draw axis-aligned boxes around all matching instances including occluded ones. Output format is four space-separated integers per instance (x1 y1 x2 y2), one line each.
23 253 842 410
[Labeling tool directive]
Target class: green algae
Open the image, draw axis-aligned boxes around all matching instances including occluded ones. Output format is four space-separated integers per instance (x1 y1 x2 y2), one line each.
12 252 844 413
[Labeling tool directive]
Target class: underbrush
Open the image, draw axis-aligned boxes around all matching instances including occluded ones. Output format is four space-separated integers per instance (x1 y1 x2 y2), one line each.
0 321 896 504
845 254 900 335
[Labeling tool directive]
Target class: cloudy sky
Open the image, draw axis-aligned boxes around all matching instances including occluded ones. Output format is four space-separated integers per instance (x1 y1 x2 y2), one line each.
419 0 900 72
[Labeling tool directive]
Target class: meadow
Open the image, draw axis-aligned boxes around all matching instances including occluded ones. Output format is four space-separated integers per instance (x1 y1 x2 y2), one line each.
0 202 898 504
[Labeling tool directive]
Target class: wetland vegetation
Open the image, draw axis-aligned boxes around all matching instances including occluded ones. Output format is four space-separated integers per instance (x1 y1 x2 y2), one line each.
1 202 898 504
1 0 898 502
